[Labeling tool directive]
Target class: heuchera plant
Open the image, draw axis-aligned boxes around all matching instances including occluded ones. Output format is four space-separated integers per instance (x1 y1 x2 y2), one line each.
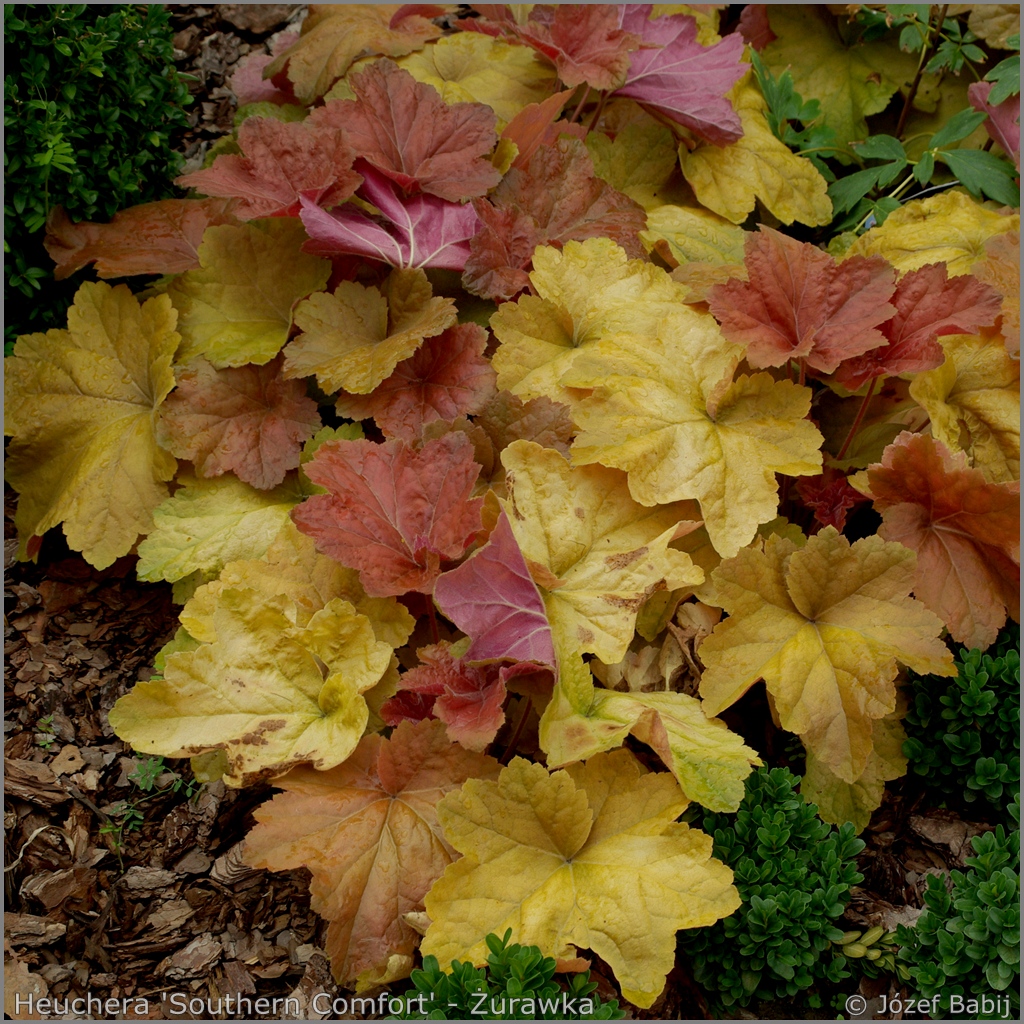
3 3 1020 1011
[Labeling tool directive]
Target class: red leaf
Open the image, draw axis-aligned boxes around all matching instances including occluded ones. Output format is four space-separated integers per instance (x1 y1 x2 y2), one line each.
463 136 647 300
156 355 321 490
614 5 747 145
737 4 776 51
859 432 1020 649
337 323 497 441
293 433 483 597
177 117 362 220
229 31 300 105
796 467 868 532
835 263 1003 390
44 199 238 280
517 5 641 90
708 226 896 373
434 510 556 666
501 90 574 169
969 80 1020 170
309 59 500 201
300 163 481 270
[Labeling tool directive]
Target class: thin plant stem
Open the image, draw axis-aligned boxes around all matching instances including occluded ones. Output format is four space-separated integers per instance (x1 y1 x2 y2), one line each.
427 602 439 644
569 85 592 124
895 4 949 139
587 89 610 132
836 377 879 461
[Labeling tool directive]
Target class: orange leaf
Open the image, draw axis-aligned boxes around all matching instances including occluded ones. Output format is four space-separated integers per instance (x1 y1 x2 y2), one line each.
854 432 1020 650
244 719 499 985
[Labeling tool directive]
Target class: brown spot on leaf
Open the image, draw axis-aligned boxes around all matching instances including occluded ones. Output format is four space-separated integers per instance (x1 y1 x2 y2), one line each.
574 507 586 520
239 719 288 747
604 547 647 571
601 594 645 612
576 625 595 644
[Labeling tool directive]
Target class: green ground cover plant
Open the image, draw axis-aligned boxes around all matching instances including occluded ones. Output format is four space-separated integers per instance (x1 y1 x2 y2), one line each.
3 3 1020 1016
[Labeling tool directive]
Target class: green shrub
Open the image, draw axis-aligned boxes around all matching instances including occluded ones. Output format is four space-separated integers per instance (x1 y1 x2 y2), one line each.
678 767 864 1009
4 3 189 346
903 624 1020 825
387 930 624 1019
897 823 1020 1019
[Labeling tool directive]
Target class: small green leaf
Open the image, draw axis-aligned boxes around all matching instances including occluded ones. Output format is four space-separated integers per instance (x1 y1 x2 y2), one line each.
928 107 989 149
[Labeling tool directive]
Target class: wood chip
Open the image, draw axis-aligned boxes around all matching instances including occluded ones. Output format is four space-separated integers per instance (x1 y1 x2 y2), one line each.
159 933 223 981
3 912 67 947
49 744 85 776
3 758 69 808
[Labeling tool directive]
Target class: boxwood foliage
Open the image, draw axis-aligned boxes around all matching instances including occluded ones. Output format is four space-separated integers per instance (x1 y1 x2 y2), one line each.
678 767 864 1009
3 3 189 346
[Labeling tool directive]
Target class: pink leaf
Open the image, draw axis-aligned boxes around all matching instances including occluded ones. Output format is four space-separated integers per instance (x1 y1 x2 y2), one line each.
434 510 556 666
300 164 480 270
613 5 748 145
969 80 1020 170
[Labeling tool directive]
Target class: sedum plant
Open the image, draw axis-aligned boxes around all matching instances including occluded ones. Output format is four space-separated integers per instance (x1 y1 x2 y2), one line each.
903 624 1020 824
678 767 865 1008
387 930 624 1020
897 823 1020 1019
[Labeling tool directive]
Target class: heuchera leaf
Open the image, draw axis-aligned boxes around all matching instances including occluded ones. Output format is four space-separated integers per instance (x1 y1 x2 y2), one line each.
309 59 500 201
500 90 574 168
699 528 956 783
167 220 331 368
564 309 824 558
244 720 499 986
795 468 868 532
490 238 687 402
708 226 897 374
157 355 321 490
434 510 556 666
974 231 1020 358
284 267 457 396
851 432 1020 650
336 322 496 441
969 80 1020 170
293 433 483 598
177 116 362 220
463 136 648 300
265 4 445 104
908 328 1020 483
136 473 303 585
834 263 1002 391
515 4 640 90
300 163 481 270
681 73 832 227
613 5 747 145
382 642 551 751
4 283 178 568
108 588 394 786
44 199 238 281
422 751 740 1009
845 190 1019 276
500 441 703 665
539 640 760 813
396 32 558 125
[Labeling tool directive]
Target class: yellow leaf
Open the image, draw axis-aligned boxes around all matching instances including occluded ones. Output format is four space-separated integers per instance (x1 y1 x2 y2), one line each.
109 589 393 785
397 34 557 125
422 751 739 1008
501 440 703 664
284 268 456 394
699 528 955 783
802 715 907 833
642 204 747 266
845 191 1019 276
266 5 445 104
168 220 329 368
4 283 178 568
651 4 721 44
586 122 679 211
180 519 415 648
909 329 1020 482
136 473 302 584
540 639 760 812
762 6 918 147
965 4 1020 48
491 238 687 403
563 309 823 558
680 74 833 227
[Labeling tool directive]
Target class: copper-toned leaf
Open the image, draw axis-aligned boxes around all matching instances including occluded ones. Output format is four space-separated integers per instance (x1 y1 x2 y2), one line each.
337 322 495 441
310 59 500 201
44 199 238 281
157 355 321 490
835 263 1002 391
244 720 499 985
708 226 896 373
177 117 361 220
293 433 483 597
852 432 1020 650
